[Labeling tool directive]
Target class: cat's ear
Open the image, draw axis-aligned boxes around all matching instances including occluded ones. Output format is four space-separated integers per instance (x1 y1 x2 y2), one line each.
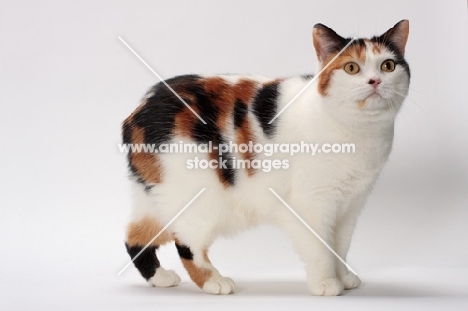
379 20 409 56
312 24 347 64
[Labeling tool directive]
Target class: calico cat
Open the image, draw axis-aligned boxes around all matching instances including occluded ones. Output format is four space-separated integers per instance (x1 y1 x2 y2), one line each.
121 20 410 296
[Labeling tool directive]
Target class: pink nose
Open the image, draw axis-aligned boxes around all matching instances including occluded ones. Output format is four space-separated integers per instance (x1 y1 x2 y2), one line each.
368 78 381 88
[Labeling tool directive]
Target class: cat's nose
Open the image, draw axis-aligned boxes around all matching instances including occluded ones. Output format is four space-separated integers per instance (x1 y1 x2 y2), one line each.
368 78 381 88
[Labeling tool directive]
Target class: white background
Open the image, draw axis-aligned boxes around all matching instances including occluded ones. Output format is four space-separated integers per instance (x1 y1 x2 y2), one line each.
1 0 467 310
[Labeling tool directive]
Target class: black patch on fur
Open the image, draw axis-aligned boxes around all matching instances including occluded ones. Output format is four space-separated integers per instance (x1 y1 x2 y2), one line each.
175 243 193 260
252 82 280 138
144 185 154 192
125 243 160 280
191 86 221 143
122 121 133 146
233 99 248 128
121 121 138 176
214 149 236 186
301 74 314 80
219 153 236 186
353 38 366 49
132 74 202 147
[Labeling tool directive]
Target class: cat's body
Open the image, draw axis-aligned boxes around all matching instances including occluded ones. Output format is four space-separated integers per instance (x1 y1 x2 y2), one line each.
122 21 410 296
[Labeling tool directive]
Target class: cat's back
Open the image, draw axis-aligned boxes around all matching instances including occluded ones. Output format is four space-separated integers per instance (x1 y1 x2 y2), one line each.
123 73 286 145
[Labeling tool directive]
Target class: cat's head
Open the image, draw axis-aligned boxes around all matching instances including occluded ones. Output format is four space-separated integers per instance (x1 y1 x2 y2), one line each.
312 20 410 124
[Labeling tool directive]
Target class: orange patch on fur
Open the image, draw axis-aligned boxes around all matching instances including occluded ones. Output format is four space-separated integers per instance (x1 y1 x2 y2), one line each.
203 249 211 263
173 78 258 139
131 126 163 183
318 43 367 96
372 43 382 54
232 79 258 103
203 77 237 131
358 99 366 108
236 122 255 176
180 258 213 288
174 238 213 288
174 106 199 137
127 217 173 246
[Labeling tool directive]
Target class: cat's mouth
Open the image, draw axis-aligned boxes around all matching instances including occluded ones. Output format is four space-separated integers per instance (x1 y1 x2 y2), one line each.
365 91 382 100
358 91 388 110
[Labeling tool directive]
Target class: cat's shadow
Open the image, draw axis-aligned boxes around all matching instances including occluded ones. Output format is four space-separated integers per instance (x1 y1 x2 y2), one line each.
234 281 453 298
127 281 458 298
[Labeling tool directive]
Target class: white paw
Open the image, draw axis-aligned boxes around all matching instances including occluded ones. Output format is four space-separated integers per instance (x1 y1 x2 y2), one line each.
309 277 344 296
341 272 361 289
202 277 235 295
148 268 181 287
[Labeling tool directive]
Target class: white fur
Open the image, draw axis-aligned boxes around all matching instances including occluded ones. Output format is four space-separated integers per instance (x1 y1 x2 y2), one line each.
148 268 181 287
203 277 235 295
128 44 409 296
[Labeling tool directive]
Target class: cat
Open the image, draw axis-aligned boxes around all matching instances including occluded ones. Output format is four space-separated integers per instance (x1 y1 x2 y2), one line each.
121 20 410 296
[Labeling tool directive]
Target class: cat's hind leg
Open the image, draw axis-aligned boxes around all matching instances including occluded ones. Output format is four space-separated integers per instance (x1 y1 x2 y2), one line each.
125 182 181 287
175 239 235 295
125 216 181 287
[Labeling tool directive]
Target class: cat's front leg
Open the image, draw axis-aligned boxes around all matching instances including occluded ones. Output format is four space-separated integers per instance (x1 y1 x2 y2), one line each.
334 195 367 290
304 235 344 296
280 198 344 296
334 208 362 290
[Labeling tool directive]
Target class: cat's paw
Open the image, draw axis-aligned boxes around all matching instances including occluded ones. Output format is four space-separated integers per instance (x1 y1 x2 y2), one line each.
148 268 181 287
341 272 361 290
202 276 235 295
309 277 344 296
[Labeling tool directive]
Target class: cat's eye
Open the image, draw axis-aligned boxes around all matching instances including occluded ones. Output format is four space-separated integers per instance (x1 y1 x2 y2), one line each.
344 62 360 75
381 59 396 72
